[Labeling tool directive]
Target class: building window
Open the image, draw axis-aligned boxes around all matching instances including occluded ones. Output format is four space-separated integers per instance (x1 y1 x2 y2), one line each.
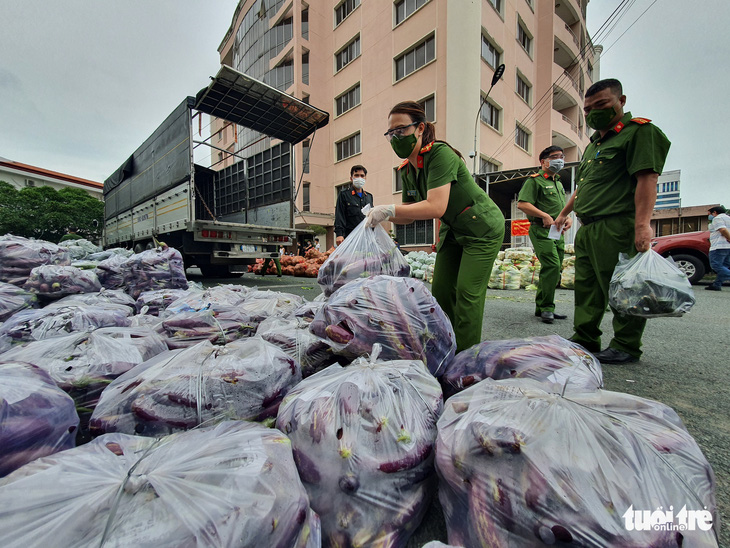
395 0 429 25
515 123 530 152
302 139 310 173
336 132 361 161
517 20 532 56
24 179 35 187
394 167 404 192
335 84 361 116
587 61 594 81
480 98 501 131
336 36 361 72
271 17 294 57
302 8 309 39
335 0 360 27
481 34 501 69
516 73 531 105
487 0 502 14
395 35 435 82
396 219 434 246
303 183 310 212
302 51 309 85
480 157 500 173
419 95 436 122
265 59 294 91
217 129 222 141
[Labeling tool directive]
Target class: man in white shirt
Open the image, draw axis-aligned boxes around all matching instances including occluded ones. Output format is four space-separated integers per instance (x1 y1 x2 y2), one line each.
706 205 730 291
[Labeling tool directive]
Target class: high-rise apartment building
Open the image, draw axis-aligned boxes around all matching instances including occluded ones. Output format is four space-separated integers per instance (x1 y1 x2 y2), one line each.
655 169 681 210
213 0 596 248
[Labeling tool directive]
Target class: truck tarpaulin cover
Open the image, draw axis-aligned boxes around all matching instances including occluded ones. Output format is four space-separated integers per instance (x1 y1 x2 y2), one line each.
194 65 329 146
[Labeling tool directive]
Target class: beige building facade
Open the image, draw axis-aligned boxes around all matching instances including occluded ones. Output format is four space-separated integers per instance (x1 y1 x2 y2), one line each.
214 0 596 249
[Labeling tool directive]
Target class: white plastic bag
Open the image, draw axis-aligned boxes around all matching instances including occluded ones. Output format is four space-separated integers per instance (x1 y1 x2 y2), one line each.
609 250 695 317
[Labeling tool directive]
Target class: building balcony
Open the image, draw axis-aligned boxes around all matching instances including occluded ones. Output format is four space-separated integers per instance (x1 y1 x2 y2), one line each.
552 109 580 142
555 0 581 27
552 63 583 105
554 24 580 64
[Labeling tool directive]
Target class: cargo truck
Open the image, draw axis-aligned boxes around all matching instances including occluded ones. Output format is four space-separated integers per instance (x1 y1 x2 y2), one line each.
103 66 329 277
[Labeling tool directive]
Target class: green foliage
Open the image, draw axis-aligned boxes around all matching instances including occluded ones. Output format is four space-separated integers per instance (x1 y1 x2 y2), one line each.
0 181 104 242
307 224 327 235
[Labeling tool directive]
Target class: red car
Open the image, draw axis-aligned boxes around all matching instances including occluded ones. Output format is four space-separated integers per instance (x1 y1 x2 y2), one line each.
650 231 710 284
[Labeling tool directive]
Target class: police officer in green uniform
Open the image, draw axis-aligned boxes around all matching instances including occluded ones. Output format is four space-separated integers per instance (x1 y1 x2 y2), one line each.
517 145 573 323
366 101 505 352
555 79 671 364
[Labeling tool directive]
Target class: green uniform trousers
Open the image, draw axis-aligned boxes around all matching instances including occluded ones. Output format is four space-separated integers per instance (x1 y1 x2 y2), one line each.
261 258 282 276
573 216 646 357
432 228 504 353
529 225 564 313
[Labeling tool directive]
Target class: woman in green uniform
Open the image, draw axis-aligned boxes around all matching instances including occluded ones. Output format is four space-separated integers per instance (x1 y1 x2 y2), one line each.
366 101 505 352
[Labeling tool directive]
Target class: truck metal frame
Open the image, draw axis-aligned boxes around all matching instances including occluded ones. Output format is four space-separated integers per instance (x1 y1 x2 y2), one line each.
103 66 329 277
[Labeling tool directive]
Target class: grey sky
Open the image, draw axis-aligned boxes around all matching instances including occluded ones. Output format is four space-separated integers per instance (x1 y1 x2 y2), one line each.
0 0 727 207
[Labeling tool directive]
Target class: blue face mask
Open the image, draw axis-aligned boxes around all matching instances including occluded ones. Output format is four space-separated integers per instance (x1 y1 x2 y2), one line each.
708 214 715 222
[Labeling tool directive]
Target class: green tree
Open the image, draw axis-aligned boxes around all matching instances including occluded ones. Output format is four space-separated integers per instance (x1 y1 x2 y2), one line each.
0 181 104 242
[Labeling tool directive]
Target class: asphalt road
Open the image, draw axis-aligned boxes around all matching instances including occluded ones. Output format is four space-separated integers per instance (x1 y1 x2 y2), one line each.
189 269 728 546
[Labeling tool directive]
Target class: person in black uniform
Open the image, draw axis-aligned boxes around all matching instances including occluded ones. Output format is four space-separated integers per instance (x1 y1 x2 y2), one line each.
334 165 374 245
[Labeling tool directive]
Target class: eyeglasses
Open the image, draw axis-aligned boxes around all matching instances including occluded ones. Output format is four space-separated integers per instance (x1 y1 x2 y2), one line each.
384 122 418 141
546 154 565 160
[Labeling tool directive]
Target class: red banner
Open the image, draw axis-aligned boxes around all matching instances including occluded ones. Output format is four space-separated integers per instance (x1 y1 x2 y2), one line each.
511 219 531 236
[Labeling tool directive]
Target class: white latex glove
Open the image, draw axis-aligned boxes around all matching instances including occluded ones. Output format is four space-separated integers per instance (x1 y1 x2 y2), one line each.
366 204 396 228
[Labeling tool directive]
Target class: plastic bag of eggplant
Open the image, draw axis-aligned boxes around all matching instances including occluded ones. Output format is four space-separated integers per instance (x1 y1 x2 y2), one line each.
0 282 37 322
89 338 300 437
0 421 321 548
317 218 410 297
609 250 695 318
0 235 71 286
23 264 102 298
276 348 443 548
441 335 603 397
121 246 188 299
436 378 718 547
0 362 79 477
310 275 456 376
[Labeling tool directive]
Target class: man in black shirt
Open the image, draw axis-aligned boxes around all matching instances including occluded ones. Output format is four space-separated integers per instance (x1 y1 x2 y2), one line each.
335 165 373 245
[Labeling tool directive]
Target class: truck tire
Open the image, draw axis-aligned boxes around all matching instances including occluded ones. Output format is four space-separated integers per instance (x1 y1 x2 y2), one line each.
199 264 235 278
669 253 705 284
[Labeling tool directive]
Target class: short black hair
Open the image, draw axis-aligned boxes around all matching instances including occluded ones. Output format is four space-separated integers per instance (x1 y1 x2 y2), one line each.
350 165 367 176
585 78 623 99
709 205 727 214
539 145 564 161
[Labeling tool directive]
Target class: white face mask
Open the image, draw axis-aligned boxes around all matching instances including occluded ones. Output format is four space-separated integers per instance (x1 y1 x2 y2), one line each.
548 158 565 172
352 177 366 189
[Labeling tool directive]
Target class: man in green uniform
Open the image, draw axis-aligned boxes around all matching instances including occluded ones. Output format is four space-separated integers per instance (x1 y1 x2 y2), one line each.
555 78 671 364
518 145 572 323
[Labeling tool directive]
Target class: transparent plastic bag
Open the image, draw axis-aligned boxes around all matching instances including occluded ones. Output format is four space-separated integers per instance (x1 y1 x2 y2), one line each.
276 348 443 548
23 264 102 297
0 281 37 322
0 361 79 477
0 421 320 548
95 254 128 290
134 288 190 315
47 288 137 313
309 275 456 376
609 250 696 317
90 338 301 437
317 217 410 297
121 246 188 299
0 235 72 286
156 307 257 349
436 378 718 547
441 335 603 398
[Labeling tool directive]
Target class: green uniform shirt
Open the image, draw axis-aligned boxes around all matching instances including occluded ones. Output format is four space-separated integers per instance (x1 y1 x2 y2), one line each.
399 142 504 243
574 111 671 218
517 169 566 221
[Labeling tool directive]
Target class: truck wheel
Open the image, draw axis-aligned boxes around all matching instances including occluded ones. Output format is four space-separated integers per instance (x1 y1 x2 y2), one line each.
199 264 234 278
133 243 145 254
669 253 705 284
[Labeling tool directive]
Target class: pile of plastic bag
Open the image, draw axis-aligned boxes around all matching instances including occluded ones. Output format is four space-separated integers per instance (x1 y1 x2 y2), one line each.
0 421 321 547
436 378 718 547
0 235 71 286
488 264 522 290
405 251 436 281
0 282 37 322
276 349 443 548
318 221 410 297
561 254 576 289
59 238 102 260
23 265 102 298
121 246 188 299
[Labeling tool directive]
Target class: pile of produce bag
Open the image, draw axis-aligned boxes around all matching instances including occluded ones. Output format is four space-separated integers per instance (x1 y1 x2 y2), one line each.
488 264 521 290
0 235 71 286
294 294 327 323
276 349 443 548
436 378 718 547
0 282 37 322
121 246 188 299
318 221 410 297
441 335 603 397
310 275 456 376
59 238 101 260
23 264 102 297
561 255 575 289
256 316 339 378
519 265 540 287
162 285 247 315
134 288 190 315
47 288 137 314
94 253 128 290
609 250 696 317
405 251 436 281
0 327 168 442
238 289 304 319
155 307 257 349
0 421 321 548
0 305 132 353
504 247 534 262
90 338 301 437
0 361 79 477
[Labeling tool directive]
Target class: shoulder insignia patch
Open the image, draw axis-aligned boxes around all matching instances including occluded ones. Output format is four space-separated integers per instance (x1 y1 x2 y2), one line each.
529 173 540 178
420 141 435 154
630 117 652 125
397 159 409 170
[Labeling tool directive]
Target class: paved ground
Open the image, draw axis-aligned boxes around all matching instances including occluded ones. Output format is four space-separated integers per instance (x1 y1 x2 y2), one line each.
189 270 728 546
